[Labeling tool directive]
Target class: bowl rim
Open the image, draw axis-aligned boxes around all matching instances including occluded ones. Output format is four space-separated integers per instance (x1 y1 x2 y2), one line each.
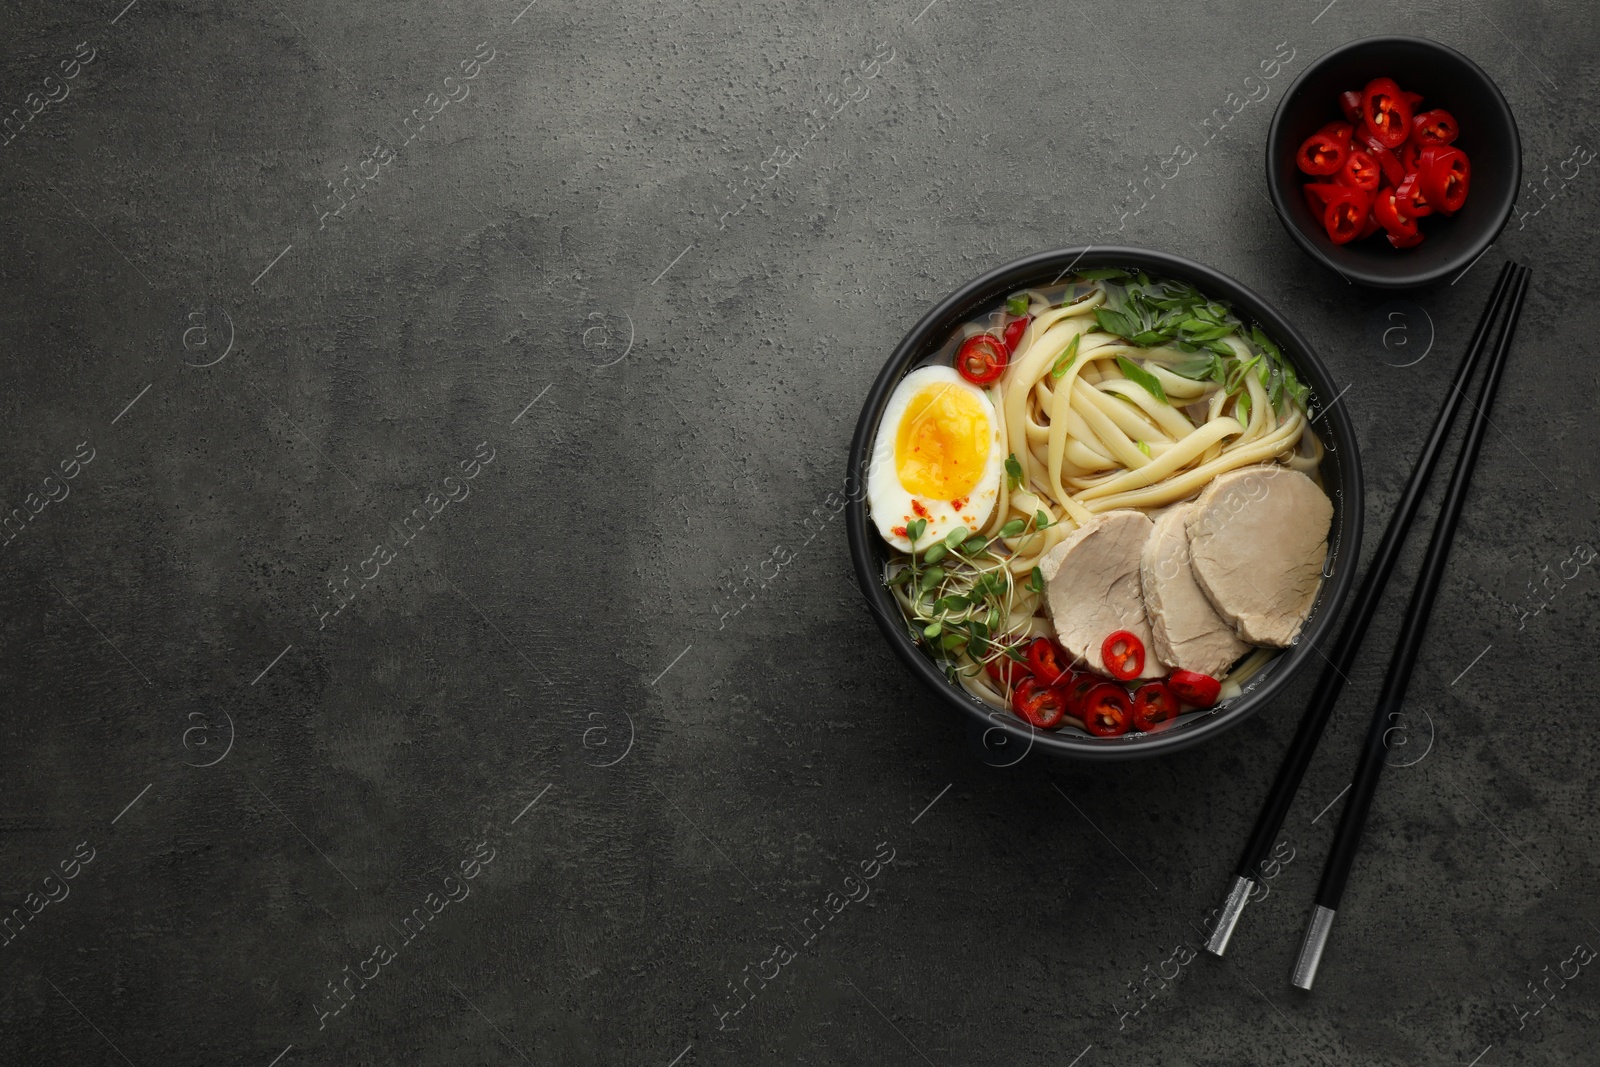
1264 34 1522 289
845 245 1365 761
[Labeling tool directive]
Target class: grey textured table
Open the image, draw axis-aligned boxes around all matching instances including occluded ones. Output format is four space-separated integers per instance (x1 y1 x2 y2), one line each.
2 1 1596 1064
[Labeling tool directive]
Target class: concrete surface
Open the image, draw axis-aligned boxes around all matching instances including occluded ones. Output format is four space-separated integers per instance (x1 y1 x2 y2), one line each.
1 0 1597 1064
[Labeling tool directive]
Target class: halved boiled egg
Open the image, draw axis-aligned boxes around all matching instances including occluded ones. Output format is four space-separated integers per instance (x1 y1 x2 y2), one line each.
867 366 1003 552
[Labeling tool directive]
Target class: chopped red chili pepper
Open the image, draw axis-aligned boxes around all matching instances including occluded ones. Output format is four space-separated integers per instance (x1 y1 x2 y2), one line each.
1167 669 1222 708
1318 120 1355 145
1361 76 1412 149
955 334 1008 385
1336 149 1380 192
1328 194 1369 244
986 648 1029 689
1100 630 1145 681
1302 183 1336 210
1026 637 1073 687
1002 315 1031 354
1393 172 1433 217
1400 139 1423 173
1411 108 1458 146
1356 207 1380 241
1080 684 1131 737
1419 145 1470 214
1359 130 1406 185
1338 90 1363 124
1387 229 1425 249
1296 128 1349 175
1306 184 1369 244
1131 682 1180 732
1061 672 1101 717
1373 188 1417 240
1012 677 1066 730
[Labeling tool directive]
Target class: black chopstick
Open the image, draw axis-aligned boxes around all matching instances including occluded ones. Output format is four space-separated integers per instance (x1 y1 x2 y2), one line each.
1204 259 1520 957
1290 264 1531 990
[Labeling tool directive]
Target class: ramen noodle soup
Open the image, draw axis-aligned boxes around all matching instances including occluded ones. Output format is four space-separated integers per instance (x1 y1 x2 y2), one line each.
867 268 1334 737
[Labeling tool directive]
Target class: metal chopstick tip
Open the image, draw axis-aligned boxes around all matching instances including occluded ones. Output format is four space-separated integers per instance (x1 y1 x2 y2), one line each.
1205 875 1255 957
1291 905 1337 990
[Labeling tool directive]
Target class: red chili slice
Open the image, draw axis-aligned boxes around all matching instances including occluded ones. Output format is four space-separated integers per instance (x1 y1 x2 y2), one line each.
1302 183 1337 210
1419 145 1470 214
1061 672 1101 717
1373 188 1417 239
1411 108 1458 146
1317 120 1355 146
1131 682 1180 732
986 648 1029 689
1388 229 1425 249
1359 130 1406 185
1326 194 1369 244
1026 637 1073 687
1338 90 1363 124
1361 76 1412 149
1167 670 1222 708
1400 139 1423 173
1308 185 1369 245
1080 684 1131 737
1357 207 1381 240
1100 630 1145 681
1394 172 1433 217
955 334 1008 385
1336 149 1380 192
1012 677 1066 730
1401 89 1425 109
1001 315 1031 354
1296 128 1349 175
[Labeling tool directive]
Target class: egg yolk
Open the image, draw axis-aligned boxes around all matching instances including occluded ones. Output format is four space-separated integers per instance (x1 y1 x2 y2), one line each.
894 384 991 499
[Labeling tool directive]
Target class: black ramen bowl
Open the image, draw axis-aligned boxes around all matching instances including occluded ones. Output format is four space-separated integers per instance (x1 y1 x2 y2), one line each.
1265 35 1520 289
846 246 1364 760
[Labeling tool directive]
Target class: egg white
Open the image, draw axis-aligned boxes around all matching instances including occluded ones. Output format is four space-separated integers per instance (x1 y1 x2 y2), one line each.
867 365 1003 553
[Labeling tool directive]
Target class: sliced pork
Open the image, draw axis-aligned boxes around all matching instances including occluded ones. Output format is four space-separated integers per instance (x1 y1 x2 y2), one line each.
1141 503 1252 678
1038 510 1163 679
1186 465 1333 647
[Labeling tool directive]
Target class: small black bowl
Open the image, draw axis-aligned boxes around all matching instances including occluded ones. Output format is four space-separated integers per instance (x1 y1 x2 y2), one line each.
1265 35 1520 288
845 247 1364 761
